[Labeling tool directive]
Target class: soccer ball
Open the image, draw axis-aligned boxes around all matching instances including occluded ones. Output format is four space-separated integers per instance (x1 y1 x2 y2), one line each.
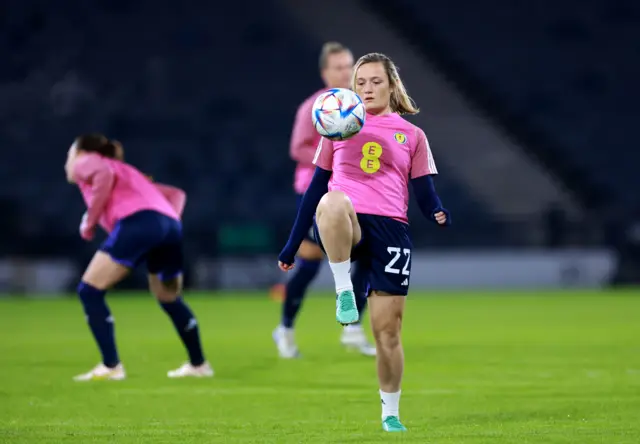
312 88 366 141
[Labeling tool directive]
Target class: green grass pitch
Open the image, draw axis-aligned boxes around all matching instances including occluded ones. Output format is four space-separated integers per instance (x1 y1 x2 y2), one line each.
1 290 639 443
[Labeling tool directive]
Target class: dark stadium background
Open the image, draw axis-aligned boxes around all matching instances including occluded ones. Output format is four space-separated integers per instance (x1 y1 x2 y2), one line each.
1 0 637 293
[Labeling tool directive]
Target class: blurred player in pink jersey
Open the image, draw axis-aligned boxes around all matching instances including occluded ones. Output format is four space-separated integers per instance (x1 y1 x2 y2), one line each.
65 134 213 381
273 42 375 358
278 53 450 432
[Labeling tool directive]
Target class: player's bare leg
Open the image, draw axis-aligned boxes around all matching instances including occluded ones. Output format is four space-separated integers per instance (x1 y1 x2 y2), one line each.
315 191 362 325
74 251 129 381
316 191 359 262
369 292 407 432
149 274 213 378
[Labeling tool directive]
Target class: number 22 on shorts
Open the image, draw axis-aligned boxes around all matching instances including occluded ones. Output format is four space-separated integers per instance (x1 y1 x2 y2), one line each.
384 247 411 275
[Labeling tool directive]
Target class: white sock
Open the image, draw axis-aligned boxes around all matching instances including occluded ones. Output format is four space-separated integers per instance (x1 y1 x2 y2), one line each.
380 390 401 419
329 259 353 293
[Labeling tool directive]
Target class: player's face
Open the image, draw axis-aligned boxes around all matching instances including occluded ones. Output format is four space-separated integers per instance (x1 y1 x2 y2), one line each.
65 142 79 183
355 62 391 114
322 51 354 89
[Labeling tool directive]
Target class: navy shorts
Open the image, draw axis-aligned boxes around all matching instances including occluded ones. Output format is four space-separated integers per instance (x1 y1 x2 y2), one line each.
313 213 412 296
100 210 184 281
297 194 318 244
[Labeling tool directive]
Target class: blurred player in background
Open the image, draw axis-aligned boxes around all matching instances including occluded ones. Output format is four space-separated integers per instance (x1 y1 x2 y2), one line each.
272 42 375 358
278 53 450 432
66 134 213 381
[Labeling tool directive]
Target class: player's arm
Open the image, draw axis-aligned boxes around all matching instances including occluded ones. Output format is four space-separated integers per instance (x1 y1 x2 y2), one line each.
410 130 451 226
411 175 449 224
279 167 331 262
155 183 187 218
289 100 317 164
73 156 115 229
279 138 334 267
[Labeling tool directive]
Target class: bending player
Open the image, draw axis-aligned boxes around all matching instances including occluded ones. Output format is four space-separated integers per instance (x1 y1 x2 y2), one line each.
278 53 450 432
273 42 375 358
66 134 213 381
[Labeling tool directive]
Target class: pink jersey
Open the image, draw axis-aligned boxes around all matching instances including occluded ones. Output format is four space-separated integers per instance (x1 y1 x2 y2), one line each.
73 153 183 233
313 112 437 223
290 89 326 194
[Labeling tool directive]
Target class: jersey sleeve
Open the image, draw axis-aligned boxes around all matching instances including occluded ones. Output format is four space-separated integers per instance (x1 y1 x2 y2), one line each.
155 183 187 217
312 137 334 171
410 128 438 179
73 155 115 227
289 98 318 164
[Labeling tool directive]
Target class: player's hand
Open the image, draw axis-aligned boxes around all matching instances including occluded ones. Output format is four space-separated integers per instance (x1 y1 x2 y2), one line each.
278 244 296 271
79 212 95 241
432 208 451 226
278 261 295 272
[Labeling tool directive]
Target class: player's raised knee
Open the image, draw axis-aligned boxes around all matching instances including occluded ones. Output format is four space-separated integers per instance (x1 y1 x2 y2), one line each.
317 191 353 216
